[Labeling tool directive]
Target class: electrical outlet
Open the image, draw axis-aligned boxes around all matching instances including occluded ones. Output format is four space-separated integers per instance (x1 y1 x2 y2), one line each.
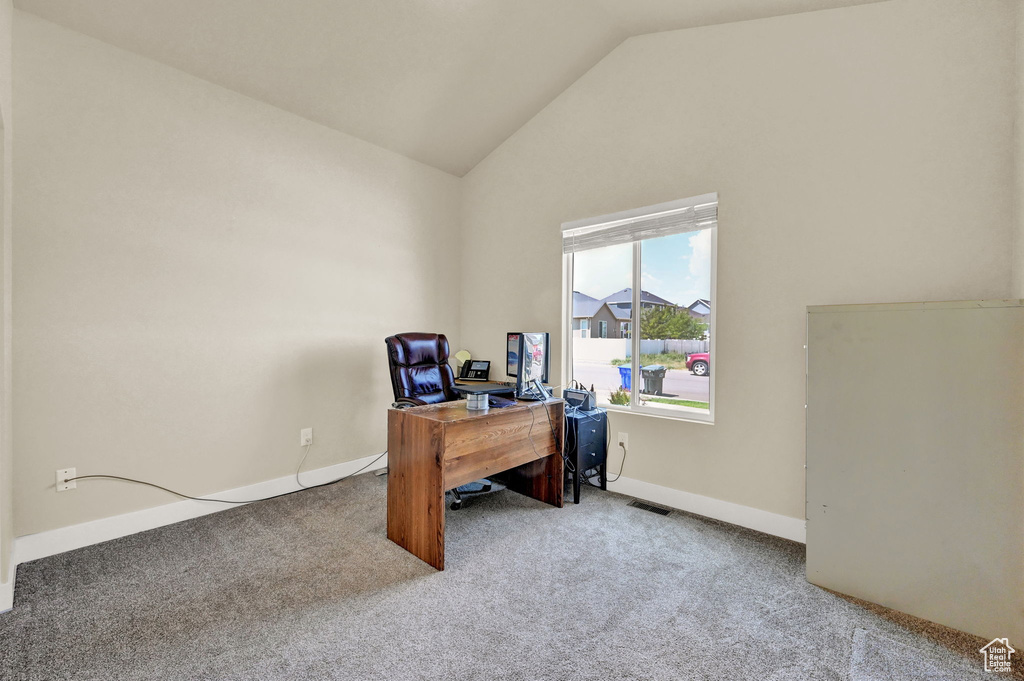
300 428 313 446
617 432 628 448
56 468 76 492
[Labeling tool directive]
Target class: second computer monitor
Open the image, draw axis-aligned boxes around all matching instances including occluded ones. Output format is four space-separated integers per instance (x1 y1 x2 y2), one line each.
508 331 549 383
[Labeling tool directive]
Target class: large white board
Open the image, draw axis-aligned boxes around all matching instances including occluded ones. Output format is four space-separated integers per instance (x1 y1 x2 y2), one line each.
806 300 1023 646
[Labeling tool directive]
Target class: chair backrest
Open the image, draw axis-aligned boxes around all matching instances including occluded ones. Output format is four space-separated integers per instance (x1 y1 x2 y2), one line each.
384 333 459 405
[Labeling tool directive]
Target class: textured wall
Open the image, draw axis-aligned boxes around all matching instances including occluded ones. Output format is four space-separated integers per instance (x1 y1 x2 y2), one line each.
1016 0 1024 298
0 0 12 602
13 13 462 536
9 0 1023 546
461 0 1017 520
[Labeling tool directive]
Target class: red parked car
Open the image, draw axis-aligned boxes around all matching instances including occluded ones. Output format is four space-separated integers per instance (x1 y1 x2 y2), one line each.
686 352 710 376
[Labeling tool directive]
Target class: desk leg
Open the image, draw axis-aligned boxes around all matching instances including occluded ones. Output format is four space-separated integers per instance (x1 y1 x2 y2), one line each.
387 410 446 570
505 453 564 508
504 401 564 508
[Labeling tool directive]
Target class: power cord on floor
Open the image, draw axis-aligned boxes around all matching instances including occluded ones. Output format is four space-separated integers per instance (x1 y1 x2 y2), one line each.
62 449 389 505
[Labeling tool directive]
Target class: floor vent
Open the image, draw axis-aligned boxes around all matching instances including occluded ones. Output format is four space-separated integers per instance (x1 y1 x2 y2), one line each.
628 499 672 516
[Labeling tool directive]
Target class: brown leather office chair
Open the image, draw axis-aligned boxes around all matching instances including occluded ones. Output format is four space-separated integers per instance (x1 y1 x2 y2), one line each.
384 332 492 509
385 332 461 407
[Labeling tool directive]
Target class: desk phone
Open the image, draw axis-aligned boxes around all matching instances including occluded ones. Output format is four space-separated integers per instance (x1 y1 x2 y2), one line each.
459 359 491 381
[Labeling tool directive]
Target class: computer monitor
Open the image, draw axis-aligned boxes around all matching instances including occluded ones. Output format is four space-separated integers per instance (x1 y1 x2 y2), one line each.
507 332 550 382
511 332 550 400
506 333 519 378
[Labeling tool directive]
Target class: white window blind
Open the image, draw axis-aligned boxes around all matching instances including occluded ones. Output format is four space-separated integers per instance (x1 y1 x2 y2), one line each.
562 192 718 254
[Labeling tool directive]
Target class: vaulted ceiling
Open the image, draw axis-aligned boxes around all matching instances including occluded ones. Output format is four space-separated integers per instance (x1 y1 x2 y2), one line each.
16 0 887 176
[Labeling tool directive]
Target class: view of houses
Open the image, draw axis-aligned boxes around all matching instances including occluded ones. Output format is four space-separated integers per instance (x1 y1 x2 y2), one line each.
571 288 712 412
572 288 709 339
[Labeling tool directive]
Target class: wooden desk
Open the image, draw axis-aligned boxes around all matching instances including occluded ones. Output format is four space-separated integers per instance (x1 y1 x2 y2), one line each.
387 398 564 570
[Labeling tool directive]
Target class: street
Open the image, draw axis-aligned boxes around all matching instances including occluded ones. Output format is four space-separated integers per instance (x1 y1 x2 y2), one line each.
571 360 710 404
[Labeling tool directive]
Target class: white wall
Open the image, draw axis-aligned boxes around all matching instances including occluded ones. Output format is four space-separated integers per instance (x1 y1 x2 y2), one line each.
461 0 1017 520
8 0 1023 558
1017 0 1024 298
13 13 462 537
0 0 13 610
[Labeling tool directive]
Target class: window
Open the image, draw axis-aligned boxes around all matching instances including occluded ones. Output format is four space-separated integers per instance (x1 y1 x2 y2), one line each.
579 319 589 339
563 193 717 422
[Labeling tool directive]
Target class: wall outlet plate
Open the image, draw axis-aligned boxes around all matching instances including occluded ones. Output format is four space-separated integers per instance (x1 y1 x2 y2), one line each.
300 428 313 446
56 468 76 492
618 432 628 448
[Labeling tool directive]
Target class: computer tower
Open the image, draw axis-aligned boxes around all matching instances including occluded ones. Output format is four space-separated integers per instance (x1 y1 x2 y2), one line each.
565 408 608 504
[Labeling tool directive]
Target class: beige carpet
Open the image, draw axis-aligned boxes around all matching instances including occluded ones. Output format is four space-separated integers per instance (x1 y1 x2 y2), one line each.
0 472 1014 680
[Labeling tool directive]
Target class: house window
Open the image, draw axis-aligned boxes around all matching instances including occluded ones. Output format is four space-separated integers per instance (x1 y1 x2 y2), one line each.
563 193 717 422
579 319 589 339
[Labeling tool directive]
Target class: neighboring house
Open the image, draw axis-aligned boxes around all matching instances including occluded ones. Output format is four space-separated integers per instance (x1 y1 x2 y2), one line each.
571 291 601 338
688 298 711 320
573 288 677 339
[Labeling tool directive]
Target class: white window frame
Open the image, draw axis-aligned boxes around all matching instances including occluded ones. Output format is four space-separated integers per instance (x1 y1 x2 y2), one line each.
598 320 608 339
579 319 589 339
620 321 632 339
561 194 717 424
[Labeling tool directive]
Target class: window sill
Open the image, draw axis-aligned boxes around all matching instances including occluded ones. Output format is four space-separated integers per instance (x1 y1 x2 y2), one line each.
602 403 714 425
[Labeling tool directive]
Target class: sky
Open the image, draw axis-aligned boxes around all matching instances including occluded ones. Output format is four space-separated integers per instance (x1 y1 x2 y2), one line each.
572 230 712 307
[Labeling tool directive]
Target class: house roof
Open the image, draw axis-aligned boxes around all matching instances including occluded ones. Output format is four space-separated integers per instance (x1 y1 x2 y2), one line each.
572 291 601 319
14 0 885 176
600 288 676 307
605 303 632 321
689 298 711 309
575 288 678 319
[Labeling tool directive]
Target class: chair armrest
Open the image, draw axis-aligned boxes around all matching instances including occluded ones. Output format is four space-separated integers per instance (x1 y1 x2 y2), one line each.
392 398 427 409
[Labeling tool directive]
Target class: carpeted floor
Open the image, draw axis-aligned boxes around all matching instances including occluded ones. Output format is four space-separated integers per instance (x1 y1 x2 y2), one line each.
0 473 1016 680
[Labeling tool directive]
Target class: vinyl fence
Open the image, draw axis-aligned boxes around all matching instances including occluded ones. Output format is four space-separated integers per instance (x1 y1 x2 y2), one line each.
639 339 709 355
572 338 709 363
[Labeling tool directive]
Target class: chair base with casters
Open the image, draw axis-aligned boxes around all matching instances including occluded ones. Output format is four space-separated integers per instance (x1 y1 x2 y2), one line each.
448 481 492 510
384 332 497 510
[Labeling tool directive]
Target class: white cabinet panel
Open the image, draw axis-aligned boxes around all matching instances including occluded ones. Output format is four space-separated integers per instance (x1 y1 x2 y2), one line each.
807 301 1024 646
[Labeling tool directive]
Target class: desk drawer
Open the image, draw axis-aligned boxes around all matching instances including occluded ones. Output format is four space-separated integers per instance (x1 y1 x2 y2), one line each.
568 409 607 472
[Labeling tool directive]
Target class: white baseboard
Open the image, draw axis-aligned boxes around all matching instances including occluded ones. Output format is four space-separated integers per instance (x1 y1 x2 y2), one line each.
607 476 806 543
0 578 12 613
13 452 388 567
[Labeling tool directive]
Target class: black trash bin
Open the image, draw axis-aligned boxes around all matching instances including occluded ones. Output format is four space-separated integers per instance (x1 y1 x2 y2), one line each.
641 365 667 395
